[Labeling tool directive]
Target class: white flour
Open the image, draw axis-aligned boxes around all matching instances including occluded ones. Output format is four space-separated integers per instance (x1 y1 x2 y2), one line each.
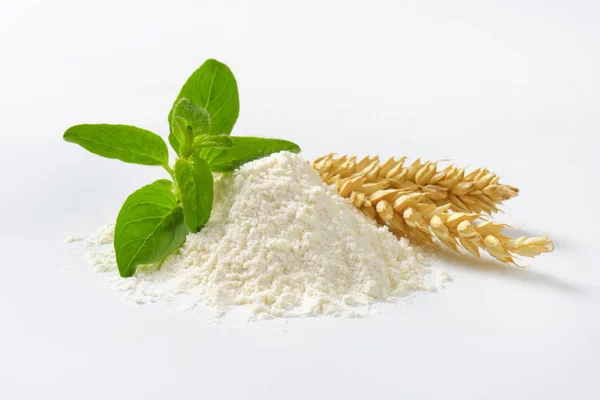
63 236 82 243
85 222 114 247
86 152 449 318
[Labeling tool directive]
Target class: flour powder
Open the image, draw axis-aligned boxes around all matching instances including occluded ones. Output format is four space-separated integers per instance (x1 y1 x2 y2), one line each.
86 152 448 318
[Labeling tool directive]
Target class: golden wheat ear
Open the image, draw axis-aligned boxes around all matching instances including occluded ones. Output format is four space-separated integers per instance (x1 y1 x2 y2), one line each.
312 154 519 215
313 155 552 265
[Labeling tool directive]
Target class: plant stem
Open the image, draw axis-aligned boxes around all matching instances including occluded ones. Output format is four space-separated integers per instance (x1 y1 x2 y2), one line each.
163 164 175 180
164 162 182 202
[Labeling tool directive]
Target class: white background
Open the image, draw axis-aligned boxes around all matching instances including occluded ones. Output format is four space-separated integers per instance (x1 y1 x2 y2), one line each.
1 0 599 399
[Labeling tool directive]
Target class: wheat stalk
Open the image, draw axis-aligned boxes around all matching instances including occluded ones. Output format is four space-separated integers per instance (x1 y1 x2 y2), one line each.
319 163 553 264
313 154 519 214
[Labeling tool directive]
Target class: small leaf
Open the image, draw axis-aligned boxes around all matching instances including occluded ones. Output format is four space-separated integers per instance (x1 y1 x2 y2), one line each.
193 134 234 150
174 158 213 232
196 136 301 173
171 98 211 142
168 59 239 153
64 124 168 166
168 133 180 156
114 182 188 277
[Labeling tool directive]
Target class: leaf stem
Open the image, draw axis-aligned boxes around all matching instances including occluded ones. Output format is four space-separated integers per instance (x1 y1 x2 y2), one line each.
164 162 182 202
163 164 175 180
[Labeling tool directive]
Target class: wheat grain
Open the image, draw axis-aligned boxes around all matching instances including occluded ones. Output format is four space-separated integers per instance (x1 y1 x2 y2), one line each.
312 154 519 214
320 165 553 264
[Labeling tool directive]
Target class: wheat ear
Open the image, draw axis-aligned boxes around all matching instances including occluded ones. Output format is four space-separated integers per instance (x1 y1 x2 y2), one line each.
313 154 519 215
321 168 553 264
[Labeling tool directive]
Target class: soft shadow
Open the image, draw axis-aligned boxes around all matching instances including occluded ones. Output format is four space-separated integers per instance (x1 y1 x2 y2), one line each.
436 250 588 295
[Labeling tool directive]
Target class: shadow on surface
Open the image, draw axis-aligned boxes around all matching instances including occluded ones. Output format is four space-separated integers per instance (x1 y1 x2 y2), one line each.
436 249 588 295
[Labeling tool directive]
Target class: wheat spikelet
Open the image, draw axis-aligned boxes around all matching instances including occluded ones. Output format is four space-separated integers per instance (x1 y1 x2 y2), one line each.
325 168 553 264
313 154 519 214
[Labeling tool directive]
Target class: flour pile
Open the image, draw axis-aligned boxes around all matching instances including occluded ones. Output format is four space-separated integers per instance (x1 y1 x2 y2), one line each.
86 152 448 318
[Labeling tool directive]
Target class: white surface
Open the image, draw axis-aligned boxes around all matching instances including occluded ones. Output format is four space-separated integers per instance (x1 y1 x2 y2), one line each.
1 0 599 399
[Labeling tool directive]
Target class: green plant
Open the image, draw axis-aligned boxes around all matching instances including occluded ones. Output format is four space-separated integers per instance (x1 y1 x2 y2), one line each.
64 59 300 277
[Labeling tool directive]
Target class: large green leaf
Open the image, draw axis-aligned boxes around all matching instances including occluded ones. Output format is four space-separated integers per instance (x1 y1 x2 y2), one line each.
174 158 213 232
114 182 188 277
168 59 239 153
196 136 301 173
64 124 168 166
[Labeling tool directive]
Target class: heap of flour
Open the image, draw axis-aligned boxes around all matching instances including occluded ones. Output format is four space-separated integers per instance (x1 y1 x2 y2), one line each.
86 152 448 318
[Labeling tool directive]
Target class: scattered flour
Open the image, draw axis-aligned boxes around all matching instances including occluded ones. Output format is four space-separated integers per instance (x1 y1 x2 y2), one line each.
86 152 449 318
86 222 115 247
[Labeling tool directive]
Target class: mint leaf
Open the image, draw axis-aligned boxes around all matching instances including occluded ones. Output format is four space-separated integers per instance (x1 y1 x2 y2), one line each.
168 59 239 153
114 182 188 277
193 134 234 149
171 98 211 143
171 99 214 156
196 136 301 173
174 158 213 232
64 124 168 166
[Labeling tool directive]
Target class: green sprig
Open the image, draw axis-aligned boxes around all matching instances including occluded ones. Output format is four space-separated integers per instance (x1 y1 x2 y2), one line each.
64 59 301 277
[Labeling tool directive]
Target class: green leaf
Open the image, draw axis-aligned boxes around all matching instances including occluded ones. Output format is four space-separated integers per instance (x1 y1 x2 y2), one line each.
193 134 234 149
64 124 169 166
196 136 301 173
168 59 239 153
174 158 213 232
152 179 174 189
114 182 189 277
171 98 211 143
168 132 181 155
